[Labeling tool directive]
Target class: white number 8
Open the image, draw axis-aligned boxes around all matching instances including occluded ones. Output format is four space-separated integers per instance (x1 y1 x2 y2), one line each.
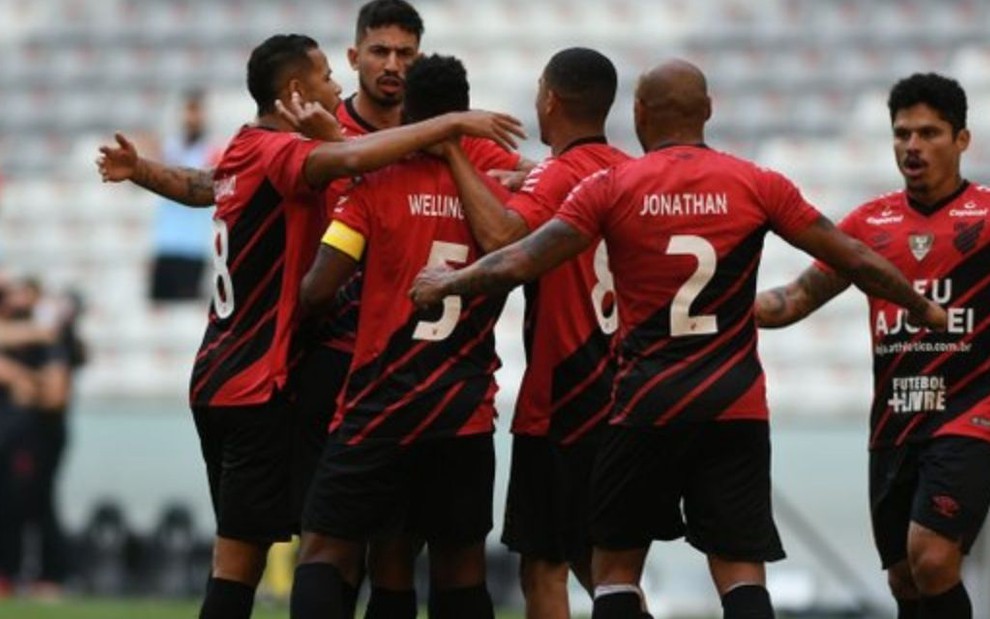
412 241 469 341
212 219 235 319
591 241 618 334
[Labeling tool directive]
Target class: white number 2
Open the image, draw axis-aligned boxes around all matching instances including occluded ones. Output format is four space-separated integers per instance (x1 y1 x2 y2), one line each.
591 242 618 334
413 241 469 341
211 219 235 319
666 235 717 337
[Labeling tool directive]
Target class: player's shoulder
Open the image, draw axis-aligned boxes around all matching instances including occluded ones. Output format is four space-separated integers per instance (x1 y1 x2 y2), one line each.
850 189 907 219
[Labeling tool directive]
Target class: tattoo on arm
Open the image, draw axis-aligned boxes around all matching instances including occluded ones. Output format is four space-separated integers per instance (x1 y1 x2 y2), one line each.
133 162 216 206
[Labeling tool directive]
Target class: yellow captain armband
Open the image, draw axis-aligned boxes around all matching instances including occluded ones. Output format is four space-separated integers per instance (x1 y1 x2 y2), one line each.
322 220 366 261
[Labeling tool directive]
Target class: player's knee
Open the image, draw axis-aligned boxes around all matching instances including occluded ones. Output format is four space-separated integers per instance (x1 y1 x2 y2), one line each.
519 557 568 597
212 537 270 585
908 541 962 594
296 532 364 586
429 541 487 589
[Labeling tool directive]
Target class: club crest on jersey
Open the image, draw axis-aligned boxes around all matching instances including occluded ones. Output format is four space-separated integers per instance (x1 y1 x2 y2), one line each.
954 220 984 254
908 232 934 261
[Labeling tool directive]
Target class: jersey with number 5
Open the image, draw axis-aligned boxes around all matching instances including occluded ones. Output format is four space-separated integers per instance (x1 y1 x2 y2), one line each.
189 126 323 407
557 144 822 426
506 139 631 443
326 154 510 445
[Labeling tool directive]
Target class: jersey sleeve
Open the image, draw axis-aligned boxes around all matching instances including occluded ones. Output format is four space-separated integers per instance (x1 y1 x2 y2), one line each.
265 133 322 200
329 180 373 247
758 168 823 238
506 159 569 231
554 168 613 239
460 137 522 173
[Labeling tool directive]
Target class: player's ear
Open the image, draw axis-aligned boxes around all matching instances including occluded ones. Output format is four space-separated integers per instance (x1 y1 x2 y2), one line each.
957 127 971 153
286 77 306 102
347 46 359 70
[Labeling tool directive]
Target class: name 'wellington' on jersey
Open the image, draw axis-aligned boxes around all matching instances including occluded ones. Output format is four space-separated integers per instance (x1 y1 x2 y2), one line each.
189 126 323 408
327 155 510 445
507 138 631 443
823 182 990 449
557 145 821 427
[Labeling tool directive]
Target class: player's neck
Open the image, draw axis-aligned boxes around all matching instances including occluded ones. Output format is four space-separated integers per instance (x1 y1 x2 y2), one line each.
254 113 294 133
906 175 966 208
352 91 402 131
549 124 606 156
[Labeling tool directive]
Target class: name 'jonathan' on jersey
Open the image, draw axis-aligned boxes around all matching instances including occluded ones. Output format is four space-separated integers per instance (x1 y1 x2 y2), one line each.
638 192 729 216
408 193 465 220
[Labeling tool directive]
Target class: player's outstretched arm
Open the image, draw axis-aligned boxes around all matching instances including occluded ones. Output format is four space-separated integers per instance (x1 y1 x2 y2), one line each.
303 110 526 189
785 216 946 331
444 141 529 253
300 244 359 317
755 266 850 328
96 133 216 207
410 218 589 309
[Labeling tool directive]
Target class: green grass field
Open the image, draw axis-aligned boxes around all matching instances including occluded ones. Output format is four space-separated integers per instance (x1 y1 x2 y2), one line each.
0 598 529 619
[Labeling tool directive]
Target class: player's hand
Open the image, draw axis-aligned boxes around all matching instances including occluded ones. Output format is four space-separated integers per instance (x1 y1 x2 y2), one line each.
423 138 459 160
96 132 139 182
409 264 454 310
908 301 948 332
276 92 344 142
450 111 526 152
487 168 528 191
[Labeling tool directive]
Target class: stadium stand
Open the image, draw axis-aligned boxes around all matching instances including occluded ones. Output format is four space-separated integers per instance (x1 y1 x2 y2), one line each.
0 0 988 404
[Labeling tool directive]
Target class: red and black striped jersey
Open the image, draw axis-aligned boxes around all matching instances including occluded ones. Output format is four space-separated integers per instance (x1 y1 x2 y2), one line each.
557 144 821 427
190 126 323 407
818 182 990 449
328 154 511 445
507 138 631 443
319 95 521 354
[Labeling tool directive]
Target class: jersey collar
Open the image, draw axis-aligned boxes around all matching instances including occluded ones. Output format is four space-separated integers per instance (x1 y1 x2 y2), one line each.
344 94 381 134
907 180 969 216
560 135 607 156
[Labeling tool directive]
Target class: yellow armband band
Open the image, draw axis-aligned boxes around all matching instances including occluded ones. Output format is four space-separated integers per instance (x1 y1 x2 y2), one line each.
322 220 366 261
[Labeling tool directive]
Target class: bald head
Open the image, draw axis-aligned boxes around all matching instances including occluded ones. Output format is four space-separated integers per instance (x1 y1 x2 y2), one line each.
634 59 711 151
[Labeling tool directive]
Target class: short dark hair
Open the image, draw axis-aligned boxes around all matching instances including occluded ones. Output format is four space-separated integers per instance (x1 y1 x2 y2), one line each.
402 54 468 123
246 34 319 115
888 72 967 134
543 47 617 124
355 0 424 43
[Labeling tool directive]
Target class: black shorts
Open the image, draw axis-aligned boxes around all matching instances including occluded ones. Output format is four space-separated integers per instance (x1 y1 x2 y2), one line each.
192 393 321 544
289 345 353 501
150 255 206 301
589 421 785 563
501 434 599 564
870 436 990 569
303 433 494 545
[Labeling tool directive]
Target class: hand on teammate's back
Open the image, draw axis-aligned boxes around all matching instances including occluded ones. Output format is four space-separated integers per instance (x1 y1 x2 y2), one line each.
487 168 528 191
96 132 139 182
409 264 454 310
276 91 344 142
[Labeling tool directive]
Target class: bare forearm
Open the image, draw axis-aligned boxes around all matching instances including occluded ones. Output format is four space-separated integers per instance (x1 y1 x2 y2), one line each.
305 113 463 187
756 267 849 328
841 247 929 315
448 146 528 252
132 159 216 206
444 243 539 298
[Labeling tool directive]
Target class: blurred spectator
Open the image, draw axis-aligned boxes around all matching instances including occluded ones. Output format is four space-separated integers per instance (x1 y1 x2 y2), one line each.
0 275 85 598
149 90 220 303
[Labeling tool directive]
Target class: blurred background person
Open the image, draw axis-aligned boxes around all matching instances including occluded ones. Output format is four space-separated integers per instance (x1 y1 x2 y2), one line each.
0 275 85 598
148 89 220 304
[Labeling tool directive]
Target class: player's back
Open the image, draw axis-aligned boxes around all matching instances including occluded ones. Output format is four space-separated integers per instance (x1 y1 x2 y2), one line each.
189 126 324 408
330 154 509 445
558 144 821 426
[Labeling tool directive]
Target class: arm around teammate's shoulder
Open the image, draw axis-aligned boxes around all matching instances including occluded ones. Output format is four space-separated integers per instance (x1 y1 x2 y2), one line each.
302 110 525 189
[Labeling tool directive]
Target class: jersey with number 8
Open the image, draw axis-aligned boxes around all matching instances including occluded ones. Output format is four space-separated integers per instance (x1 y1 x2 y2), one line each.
325 154 510 445
557 144 822 427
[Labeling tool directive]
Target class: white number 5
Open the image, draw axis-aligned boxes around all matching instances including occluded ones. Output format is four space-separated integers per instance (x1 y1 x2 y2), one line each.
667 235 717 337
413 241 469 341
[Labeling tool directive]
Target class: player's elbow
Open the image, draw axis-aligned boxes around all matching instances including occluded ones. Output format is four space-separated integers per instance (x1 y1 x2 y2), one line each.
299 274 331 316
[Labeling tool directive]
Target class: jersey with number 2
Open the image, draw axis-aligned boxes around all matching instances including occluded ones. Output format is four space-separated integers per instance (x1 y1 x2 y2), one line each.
557 145 821 426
